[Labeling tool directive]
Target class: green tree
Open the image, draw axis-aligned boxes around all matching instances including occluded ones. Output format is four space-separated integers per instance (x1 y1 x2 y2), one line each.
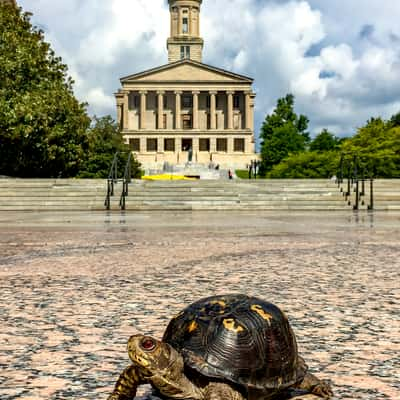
0 4 90 177
268 151 340 179
310 129 340 152
342 117 400 178
260 94 310 174
78 116 141 179
389 111 400 128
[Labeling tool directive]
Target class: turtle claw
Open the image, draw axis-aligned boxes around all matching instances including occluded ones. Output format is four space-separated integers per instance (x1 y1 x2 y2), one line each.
107 395 131 400
296 373 333 399
311 380 333 399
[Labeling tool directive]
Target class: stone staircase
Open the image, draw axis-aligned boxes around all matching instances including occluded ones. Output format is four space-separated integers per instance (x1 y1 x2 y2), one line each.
360 179 400 211
123 179 346 211
0 179 107 211
0 178 399 211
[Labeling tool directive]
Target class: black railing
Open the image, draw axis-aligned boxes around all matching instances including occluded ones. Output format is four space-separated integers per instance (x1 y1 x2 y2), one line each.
120 152 133 210
337 154 374 211
104 151 134 210
247 160 261 179
105 152 120 210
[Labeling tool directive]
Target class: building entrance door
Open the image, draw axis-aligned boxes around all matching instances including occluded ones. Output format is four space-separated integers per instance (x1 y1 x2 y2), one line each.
182 138 192 151
182 138 193 163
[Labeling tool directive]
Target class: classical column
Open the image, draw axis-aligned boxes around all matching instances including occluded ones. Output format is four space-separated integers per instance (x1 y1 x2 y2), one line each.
175 91 182 129
227 91 234 130
245 92 251 130
139 90 147 130
197 7 200 36
170 8 174 36
249 93 256 132
178 7 182 34
157 91 165 130
210 91 217 130
192 91 200 129
116 104 122 129
189 6 193 35
115 91 124 129
123 92 129 130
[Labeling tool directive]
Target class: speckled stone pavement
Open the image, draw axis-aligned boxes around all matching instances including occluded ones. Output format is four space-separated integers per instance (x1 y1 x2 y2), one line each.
0 211 399 400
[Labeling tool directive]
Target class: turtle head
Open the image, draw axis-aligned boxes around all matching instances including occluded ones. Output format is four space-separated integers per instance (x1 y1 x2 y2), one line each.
127 334 174 373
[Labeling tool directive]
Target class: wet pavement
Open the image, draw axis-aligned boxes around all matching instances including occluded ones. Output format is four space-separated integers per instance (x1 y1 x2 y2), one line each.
0 211 399 399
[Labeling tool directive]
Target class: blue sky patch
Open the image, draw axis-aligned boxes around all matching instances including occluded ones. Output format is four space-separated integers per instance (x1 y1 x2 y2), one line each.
319 70 336 79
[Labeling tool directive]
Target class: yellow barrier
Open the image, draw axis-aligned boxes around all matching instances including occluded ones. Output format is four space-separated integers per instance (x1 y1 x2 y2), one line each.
142 174 197 181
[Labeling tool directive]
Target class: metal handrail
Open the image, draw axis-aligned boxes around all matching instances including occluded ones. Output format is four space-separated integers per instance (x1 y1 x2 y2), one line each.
120 152 133 210
337 153 374 211
247 160 261 179
104 152 120 210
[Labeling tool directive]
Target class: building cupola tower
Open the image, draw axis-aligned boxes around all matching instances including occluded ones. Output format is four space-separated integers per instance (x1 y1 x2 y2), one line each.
167 0 204 63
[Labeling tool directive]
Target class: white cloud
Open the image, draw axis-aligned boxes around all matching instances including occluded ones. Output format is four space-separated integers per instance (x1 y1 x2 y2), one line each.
19 0 400 138
320 44 358 80
77 0 168 66
86 88 115 115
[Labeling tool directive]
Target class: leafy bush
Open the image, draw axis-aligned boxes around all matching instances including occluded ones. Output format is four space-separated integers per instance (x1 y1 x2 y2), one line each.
341 118 400 178
78 116 141 179
235 169 250 179
267 151 340 178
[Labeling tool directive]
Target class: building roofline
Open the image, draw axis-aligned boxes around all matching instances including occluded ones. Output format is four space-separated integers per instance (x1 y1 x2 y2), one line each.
120 59 254 83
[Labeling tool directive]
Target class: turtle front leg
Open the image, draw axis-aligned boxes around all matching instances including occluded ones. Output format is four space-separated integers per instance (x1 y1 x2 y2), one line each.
204 382 245 400
295 372 333 399
108 365 143 400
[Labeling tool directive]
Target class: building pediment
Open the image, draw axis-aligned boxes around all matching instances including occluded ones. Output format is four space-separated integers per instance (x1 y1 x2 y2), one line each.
120 60 253 84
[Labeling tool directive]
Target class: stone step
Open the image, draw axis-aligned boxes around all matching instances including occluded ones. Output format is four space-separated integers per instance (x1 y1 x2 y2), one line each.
133 179 335 184
0 200 105 206
0 182 106 188
124 199 346 206
128 188 343 194
0 205 106 211
131 183 341 189
125 196 345 202
125 204 349 211
0 190 105 199
375 205 400 210
0 178 398 211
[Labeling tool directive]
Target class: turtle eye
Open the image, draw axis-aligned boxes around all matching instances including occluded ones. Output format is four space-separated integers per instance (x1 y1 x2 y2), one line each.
141 338 156 351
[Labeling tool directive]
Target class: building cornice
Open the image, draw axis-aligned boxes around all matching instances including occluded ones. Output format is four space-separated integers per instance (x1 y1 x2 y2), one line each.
120 59 254 84
122 129 254 136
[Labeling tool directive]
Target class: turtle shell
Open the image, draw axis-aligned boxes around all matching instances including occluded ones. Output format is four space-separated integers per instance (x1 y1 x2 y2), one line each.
162 294 307 391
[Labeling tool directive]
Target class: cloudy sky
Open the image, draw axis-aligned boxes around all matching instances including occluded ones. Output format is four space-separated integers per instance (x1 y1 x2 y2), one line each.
19 0 400 140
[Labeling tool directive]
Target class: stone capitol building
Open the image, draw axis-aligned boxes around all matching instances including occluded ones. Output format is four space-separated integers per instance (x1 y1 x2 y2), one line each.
116 0 256 170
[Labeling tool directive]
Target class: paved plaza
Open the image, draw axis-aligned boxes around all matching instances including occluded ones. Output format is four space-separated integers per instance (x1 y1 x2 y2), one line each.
0 211 399 399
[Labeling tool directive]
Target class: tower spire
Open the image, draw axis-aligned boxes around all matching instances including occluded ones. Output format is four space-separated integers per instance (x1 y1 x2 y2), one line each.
167 0 204 63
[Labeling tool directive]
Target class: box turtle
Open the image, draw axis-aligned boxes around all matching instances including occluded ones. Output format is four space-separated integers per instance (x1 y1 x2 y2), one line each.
107 294 333 400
